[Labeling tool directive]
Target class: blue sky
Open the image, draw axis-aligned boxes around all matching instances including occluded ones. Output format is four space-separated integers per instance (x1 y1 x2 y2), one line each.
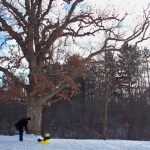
0 33 5 44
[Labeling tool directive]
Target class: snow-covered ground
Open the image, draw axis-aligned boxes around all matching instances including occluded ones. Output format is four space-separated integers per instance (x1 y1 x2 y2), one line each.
0 135 150 150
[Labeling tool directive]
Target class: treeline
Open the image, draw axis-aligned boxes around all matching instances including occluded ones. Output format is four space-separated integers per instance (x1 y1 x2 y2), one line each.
42 44 150 140
43 44 150 139
0 45 150 140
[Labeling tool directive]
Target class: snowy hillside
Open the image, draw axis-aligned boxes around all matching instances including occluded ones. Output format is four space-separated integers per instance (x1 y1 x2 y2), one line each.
0 135 150 150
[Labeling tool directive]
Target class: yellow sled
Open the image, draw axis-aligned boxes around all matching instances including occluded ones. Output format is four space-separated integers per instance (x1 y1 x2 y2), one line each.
39 139 50 144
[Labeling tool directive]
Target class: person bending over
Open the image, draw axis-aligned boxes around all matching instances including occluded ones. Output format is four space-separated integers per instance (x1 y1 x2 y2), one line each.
15 117 31 142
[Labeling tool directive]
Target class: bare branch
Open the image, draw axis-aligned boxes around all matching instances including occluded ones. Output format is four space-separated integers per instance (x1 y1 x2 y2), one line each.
41 80 69 101
2 0 28 26
39 0 54 22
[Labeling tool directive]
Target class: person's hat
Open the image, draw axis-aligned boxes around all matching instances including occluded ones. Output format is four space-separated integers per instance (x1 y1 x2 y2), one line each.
45 133 50 137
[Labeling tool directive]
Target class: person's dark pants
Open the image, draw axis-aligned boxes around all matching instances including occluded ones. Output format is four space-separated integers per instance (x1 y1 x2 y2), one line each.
16 128 23 141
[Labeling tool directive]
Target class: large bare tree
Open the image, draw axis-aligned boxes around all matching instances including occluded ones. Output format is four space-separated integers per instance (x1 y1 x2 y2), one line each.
0 0 149 134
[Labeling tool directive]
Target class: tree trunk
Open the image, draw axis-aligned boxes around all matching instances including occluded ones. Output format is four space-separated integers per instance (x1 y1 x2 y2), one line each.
101 97 108 140
27 97 44 135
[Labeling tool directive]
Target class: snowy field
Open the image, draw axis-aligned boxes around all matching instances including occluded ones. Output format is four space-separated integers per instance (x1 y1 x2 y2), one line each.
0 135 150 150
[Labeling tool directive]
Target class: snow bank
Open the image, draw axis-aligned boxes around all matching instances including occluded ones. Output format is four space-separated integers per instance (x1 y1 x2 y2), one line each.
0 135 150 150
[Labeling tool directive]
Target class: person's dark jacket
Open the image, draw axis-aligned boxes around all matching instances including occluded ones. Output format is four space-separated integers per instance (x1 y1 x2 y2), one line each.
15 118 30 131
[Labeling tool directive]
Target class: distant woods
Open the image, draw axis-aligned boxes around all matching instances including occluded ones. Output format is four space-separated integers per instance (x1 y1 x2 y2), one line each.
0 45 150 140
